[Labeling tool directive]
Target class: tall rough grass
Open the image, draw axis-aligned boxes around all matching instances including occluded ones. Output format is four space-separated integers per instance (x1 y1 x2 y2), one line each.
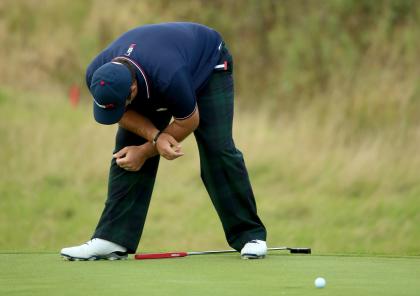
0 88 419 254
0 0 419 253
0 0 419 105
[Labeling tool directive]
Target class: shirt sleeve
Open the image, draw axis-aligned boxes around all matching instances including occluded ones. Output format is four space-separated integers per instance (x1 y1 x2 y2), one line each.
164 67 197 120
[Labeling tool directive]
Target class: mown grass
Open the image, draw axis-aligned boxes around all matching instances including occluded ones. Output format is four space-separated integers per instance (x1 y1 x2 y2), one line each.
0 88 419 255
1 253 419 296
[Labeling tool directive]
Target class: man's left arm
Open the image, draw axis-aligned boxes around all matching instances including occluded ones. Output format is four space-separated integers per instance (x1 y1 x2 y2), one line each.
165 105 199 141
113 106 199 169
154 68 201 159
114 68 200 169
155 106 199 159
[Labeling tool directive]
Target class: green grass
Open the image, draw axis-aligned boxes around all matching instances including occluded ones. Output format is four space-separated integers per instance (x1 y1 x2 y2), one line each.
1 4 419 293
0 253 419 296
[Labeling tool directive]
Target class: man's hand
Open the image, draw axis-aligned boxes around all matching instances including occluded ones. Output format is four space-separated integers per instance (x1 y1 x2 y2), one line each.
113 145 149 171
155 132 184 160
153 107 199 160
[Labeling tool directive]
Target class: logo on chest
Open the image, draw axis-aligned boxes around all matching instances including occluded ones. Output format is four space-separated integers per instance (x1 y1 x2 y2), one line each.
125 44 136 56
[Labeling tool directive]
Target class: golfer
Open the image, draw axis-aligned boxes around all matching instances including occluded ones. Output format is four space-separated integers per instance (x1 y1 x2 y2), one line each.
61 22 267 260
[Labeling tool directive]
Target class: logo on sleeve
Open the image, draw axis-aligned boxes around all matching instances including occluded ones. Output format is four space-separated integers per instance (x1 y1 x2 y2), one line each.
125 44 136 56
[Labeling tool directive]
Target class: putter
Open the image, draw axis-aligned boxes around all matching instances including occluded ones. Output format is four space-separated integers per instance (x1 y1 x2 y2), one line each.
135 246 311 260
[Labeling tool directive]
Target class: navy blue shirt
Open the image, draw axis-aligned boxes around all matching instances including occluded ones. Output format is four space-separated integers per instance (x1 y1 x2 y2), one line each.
86 22 223 119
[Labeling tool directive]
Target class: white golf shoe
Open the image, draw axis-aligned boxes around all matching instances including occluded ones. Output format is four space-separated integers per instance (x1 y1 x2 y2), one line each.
240 240 267 259
60 238 128 261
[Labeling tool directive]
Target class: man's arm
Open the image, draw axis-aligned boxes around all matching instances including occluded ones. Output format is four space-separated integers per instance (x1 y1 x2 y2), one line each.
163 106 199 142
116 110 161 162
119 110 160 142
117 107 199 160
119 107 199 142
156 107 199 159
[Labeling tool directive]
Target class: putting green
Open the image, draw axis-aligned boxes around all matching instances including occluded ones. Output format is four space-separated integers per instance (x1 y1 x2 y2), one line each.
0 253 419 295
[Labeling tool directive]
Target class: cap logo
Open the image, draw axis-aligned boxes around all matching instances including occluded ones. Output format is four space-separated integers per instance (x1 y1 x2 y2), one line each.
100 80 105 86
93 98 115 109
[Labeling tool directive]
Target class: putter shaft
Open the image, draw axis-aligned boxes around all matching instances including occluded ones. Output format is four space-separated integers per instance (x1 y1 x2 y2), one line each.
135 246 311 260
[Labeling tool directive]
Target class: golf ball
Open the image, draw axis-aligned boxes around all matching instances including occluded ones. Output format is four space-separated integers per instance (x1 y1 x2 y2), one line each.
314 277 326 288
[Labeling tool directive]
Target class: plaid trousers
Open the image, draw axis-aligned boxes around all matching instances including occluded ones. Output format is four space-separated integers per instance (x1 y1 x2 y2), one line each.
93 45 267 253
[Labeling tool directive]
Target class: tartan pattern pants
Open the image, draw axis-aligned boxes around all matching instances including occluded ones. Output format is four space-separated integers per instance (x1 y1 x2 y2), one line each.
93 46 267 253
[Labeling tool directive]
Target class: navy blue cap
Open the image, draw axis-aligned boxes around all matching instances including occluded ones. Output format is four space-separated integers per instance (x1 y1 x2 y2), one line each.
90 62 132 125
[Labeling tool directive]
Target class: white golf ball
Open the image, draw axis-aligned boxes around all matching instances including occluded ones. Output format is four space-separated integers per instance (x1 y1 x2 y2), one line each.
314 277 326 288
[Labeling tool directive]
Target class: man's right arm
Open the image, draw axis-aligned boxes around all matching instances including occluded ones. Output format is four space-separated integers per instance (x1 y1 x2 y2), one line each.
117 111 183 160
118 110 160 143
117 110 160 159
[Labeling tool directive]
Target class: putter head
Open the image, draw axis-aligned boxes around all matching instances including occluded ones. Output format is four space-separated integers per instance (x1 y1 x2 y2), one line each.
289 248 311 254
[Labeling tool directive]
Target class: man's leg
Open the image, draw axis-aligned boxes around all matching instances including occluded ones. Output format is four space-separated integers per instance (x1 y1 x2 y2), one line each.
93 106 171 254
92 127 160 254
61 127 160 259
194 48 267 252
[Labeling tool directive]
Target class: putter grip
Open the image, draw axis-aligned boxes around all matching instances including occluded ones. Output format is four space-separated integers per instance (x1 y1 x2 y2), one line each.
135 252 188 260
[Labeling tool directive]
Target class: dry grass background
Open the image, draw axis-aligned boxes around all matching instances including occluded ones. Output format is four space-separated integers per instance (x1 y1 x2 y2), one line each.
0 0 419 254
1 87 419 254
